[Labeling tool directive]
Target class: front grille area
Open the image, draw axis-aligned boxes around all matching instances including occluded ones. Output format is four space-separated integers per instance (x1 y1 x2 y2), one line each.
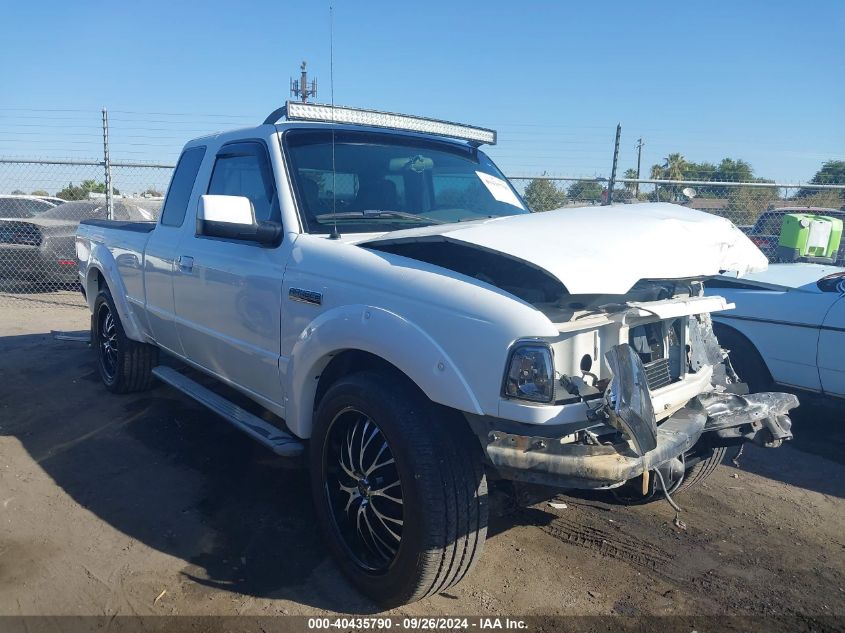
644 358 672 391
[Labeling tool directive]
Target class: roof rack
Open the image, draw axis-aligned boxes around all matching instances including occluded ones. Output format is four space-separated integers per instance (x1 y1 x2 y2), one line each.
263 100 496 146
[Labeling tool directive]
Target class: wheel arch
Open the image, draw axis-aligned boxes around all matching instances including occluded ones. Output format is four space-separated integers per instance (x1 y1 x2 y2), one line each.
285 305 484 438
712 319 774 382
85 255 145 342
84 267 104 308
314 350 419 408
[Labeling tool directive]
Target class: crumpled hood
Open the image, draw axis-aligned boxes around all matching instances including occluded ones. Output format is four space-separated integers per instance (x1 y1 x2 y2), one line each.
360 202 768 295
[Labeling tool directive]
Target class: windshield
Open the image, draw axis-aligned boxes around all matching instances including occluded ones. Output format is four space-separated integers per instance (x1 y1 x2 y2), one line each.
283 129 528 234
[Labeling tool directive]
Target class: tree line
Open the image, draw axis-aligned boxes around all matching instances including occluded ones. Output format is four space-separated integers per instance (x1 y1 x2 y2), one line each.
11 180 163 200
522 158 845 215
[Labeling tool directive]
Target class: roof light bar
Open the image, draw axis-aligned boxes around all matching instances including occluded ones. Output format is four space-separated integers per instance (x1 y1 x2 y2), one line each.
282 101 497 146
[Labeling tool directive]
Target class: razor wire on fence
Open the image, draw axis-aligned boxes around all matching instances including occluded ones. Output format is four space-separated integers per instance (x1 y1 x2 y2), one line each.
1 156 844 311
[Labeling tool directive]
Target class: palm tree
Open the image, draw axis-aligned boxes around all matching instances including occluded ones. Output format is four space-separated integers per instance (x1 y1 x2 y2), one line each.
661 153 688 200
650 164 664 202
663 153 688 181
623 168 638 194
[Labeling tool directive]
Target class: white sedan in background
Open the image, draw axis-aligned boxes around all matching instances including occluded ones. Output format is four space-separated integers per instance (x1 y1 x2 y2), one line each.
706 263 845 398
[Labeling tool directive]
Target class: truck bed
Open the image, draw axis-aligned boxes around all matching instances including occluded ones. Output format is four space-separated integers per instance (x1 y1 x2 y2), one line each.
79 219 157 233
76 220 158 312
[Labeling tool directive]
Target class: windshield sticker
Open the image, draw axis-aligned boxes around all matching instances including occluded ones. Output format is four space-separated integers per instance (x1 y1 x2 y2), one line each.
476 171 524 209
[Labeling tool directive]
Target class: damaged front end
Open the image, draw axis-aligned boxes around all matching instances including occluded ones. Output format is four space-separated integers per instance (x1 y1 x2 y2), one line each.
467 285 798 496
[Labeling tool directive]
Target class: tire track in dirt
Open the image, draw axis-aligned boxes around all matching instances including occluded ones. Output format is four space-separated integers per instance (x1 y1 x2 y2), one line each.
537 512 673 572
520 503 842 631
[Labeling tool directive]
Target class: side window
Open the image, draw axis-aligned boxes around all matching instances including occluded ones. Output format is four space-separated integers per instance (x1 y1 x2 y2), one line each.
161 146 206 227
207 143 278 223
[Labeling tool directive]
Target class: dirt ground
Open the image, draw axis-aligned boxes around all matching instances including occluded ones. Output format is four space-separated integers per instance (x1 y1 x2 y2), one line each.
1 296 844 629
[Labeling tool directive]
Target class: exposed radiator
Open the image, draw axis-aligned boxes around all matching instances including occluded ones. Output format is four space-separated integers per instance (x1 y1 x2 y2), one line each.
644 358 672 391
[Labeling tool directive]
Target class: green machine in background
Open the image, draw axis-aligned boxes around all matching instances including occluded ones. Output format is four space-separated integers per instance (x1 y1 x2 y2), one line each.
776 213 843 264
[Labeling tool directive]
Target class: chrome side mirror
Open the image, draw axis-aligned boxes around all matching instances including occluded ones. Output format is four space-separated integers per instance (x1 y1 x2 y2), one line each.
197 195 281 246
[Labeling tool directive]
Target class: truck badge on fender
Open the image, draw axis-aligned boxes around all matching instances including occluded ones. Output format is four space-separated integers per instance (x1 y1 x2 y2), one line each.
289 287 323 306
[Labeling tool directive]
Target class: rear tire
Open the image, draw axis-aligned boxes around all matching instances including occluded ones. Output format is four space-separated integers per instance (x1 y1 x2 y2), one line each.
310 371 488 607
92 287 157 393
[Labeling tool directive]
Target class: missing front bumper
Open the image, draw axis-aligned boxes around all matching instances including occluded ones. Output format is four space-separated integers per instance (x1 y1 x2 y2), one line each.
699 391 797 448
473 390 797 490
479 403 706 490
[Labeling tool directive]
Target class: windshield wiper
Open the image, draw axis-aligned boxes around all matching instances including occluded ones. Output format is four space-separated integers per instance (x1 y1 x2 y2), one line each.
313 210 444 224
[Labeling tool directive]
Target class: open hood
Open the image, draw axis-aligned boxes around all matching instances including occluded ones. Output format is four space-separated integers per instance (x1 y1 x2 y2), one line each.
361 202 768 295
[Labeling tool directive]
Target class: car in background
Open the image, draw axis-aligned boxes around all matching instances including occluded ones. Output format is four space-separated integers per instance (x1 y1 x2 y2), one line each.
705 263 845 398
35 195 67 206
0 198 161 288
0 194 60 218
746 207 845 263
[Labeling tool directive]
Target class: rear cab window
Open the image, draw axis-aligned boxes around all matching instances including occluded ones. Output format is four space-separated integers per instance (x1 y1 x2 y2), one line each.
160 146 206 227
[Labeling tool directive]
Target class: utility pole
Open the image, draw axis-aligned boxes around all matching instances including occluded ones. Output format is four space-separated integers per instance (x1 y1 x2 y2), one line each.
101 108 113 220
605 123 621 205
635 137 644 197
290 61 317 102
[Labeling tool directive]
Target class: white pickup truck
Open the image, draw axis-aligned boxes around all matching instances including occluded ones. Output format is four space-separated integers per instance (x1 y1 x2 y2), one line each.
76 102 798 606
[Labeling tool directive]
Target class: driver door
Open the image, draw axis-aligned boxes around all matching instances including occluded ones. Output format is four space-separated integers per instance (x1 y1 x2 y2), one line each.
172 141 289 409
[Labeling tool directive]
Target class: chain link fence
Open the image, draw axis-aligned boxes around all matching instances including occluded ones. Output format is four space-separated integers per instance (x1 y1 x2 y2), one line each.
509 176 845 222
0 158 173 310
1 157 844 312
510 175 845 267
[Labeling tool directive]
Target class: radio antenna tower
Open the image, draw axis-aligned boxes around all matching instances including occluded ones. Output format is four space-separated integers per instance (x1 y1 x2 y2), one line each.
290 61 317 102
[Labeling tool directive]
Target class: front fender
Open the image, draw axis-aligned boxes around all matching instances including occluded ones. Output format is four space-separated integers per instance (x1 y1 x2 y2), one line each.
285 304 483 438
84 242 145 342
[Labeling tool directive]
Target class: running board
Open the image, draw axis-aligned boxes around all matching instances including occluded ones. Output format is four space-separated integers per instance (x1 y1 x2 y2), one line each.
151 366 304 457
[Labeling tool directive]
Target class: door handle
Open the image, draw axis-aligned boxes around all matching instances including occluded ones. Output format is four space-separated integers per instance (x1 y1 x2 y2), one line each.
176 255 194 273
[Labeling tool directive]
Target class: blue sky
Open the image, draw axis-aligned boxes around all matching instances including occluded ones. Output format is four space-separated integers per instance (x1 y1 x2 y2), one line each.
1 0 843 183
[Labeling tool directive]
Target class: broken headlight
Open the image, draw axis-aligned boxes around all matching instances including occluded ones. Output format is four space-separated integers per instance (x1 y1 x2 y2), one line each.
605 343 658 454
503 342 555 403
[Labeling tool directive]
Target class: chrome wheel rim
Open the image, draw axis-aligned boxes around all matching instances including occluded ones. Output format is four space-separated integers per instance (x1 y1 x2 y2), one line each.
97 304 118 379
324 408 404 572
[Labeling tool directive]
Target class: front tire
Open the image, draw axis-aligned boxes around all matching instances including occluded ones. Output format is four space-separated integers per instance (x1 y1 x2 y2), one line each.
673 446 735 495
92 287 158 393
310 371 488 607
610 446 732 504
